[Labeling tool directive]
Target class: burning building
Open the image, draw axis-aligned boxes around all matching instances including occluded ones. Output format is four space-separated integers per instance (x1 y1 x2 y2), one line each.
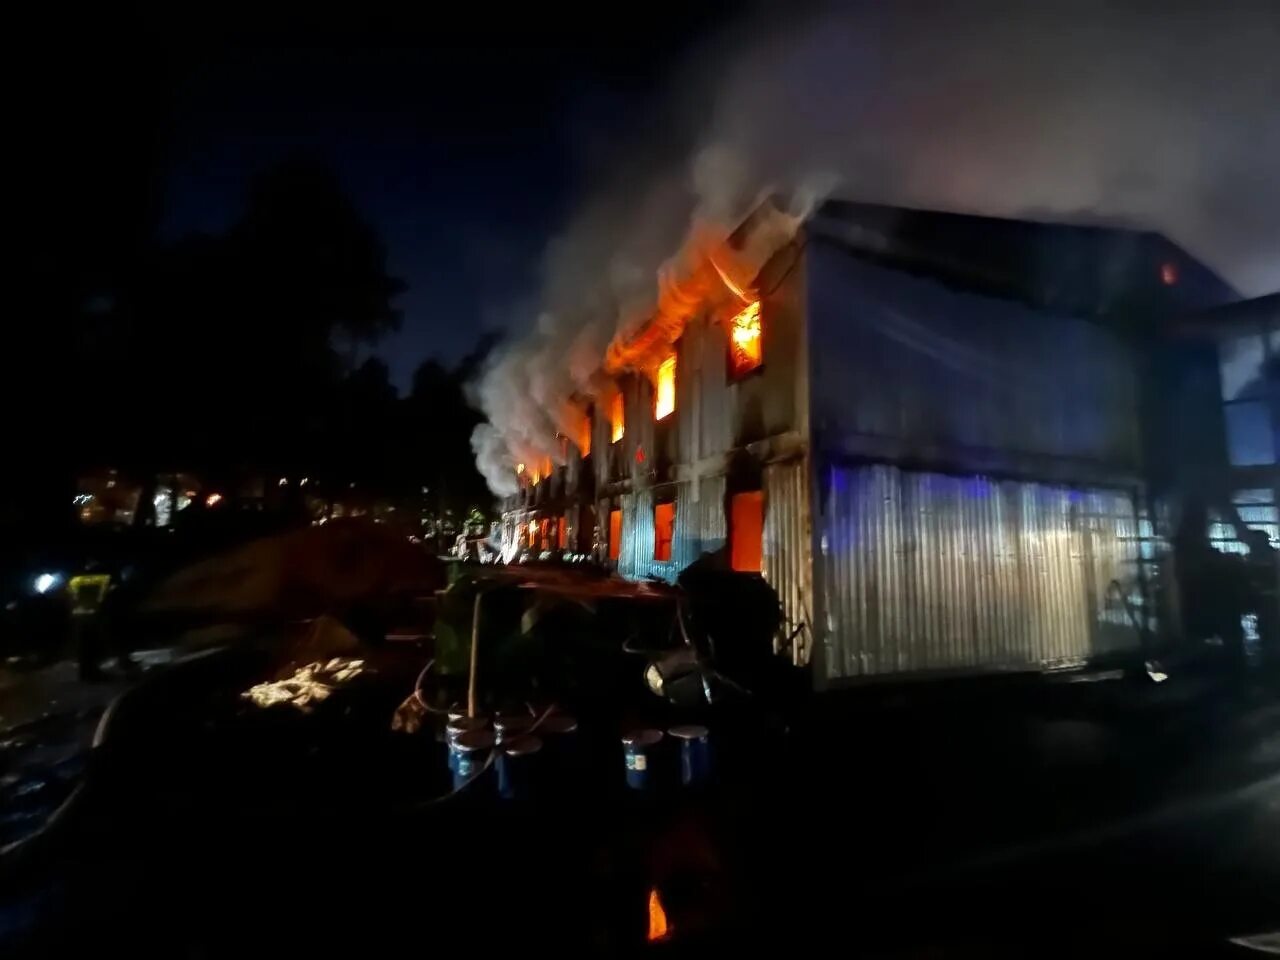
493 199 1241 685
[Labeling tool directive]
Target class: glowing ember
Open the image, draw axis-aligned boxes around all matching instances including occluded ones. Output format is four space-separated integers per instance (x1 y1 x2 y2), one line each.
610 392 625 443
205 492 223 507
647 887 670 941
654 354 676 420
729 301 762 377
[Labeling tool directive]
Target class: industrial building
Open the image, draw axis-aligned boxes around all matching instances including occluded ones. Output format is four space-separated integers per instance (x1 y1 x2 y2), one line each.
499 201 1250 686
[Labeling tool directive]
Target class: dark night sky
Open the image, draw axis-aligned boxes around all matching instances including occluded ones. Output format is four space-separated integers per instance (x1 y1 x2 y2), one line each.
151 15 736 391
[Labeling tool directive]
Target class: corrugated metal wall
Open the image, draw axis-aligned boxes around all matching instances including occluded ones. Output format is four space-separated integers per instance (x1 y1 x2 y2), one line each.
676 316 733 465
763 460 814 664
806 242 1142 476
616 474 728 583
820 464 1145 680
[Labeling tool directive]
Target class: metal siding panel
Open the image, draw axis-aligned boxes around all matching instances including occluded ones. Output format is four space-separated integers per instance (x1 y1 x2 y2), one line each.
822 464 1144 681
806 241 1142 473
763 460 814 665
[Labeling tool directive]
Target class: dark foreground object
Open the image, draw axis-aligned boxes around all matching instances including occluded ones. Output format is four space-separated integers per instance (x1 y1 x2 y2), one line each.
3 646 1280 957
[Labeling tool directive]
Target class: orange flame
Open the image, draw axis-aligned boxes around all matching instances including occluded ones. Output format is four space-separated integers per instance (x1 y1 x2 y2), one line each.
654 354 676 420
610 393 625 443
729 301 762 377
646 887 670 941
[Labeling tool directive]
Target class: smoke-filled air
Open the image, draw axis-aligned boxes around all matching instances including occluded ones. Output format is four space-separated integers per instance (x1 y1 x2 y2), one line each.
469 0 1280 495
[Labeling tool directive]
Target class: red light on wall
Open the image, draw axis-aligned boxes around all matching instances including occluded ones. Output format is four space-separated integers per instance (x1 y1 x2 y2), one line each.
1161 262 1178 286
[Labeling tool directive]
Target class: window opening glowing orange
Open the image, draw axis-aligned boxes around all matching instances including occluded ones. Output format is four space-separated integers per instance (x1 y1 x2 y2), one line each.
610 392 625 443
557 515 567 550
608 508 622 561
730 490 764 572
654 354 676 420
654 501 675 561
541 455 552 478
729 301 762 377
579 412 592 457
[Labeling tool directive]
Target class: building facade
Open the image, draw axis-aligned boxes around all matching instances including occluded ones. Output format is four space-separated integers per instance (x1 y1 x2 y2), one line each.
501 202 1239 685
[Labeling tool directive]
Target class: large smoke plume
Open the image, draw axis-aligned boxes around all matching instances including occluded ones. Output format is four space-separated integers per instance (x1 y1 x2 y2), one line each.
471 0 1280 496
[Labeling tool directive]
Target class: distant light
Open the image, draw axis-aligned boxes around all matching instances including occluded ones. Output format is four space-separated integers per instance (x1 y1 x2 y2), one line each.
278 477 288 486
300 477 309 486
205 492 224 507
1160 262 1178 286
33 573 61 595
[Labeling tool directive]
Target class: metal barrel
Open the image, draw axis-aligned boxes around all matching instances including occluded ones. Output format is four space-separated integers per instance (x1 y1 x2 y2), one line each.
445 715 489 772
493 713 534 745
668 724 711 786
450 729 495 792
496 734 543 800
621 729 664 791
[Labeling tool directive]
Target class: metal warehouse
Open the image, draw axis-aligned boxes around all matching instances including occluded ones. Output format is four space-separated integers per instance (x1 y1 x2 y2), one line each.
498 200 1241 685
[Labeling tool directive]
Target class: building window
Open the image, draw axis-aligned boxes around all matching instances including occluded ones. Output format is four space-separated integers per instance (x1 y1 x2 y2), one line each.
1224 402 1276 466
609 508 622 561
728 301 763 379
539 517 551 551
610 392 625 443
541 455 553 478
654 354 676 421
557 515 568 550
1219 331 1277 466
654 501 675 561
730 490 764 572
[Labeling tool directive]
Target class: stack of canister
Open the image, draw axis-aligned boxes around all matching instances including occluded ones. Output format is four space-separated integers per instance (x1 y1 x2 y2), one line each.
620 724 712 792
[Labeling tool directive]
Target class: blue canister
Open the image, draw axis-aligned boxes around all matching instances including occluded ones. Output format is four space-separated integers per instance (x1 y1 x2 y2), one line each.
496 734 543 800
451 729 495 791
621 729 664 791
493 713 534 745
668 724 711 786
446 716 488 771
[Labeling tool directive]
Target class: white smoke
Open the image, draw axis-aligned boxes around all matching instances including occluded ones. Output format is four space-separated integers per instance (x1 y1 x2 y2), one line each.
470 0 1280 495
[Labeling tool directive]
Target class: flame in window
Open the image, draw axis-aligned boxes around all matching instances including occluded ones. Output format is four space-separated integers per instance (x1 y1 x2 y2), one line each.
654 354 676 420
654 501 675 561
516 463 525 476
647 887 670 941
610 392 625 443
541 455 552 478
579 412 592 457
729 301 762 377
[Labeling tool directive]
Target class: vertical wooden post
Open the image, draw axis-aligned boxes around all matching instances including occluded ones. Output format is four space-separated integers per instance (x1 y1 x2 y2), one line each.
467 590 482 718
